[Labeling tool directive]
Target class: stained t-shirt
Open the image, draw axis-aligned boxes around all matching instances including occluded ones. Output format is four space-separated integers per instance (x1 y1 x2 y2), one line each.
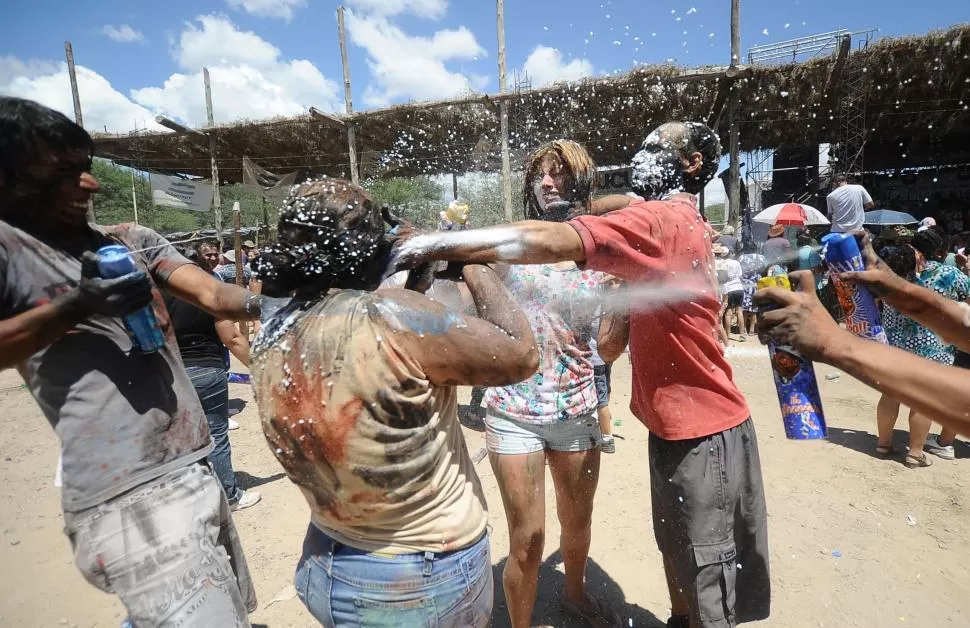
569 195 751 440
251 289 487 554
0 221 212 512
485 263 605 424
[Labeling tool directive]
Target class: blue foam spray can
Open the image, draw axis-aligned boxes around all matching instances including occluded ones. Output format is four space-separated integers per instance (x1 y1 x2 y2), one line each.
96 245 165 353
820 233 888 343
758 275 827 440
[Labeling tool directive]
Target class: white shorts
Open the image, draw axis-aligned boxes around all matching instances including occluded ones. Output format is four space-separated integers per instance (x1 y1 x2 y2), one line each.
485 412 601 455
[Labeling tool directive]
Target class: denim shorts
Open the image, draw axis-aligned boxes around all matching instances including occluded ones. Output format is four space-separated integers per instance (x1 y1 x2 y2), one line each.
593 364 612 409
295 524 492 628
485 412 601 455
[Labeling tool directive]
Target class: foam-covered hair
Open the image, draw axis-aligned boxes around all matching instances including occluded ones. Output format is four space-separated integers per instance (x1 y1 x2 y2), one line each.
256 178 389 298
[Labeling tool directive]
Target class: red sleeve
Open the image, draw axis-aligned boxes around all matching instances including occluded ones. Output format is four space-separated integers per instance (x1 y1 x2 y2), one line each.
568 203 667 282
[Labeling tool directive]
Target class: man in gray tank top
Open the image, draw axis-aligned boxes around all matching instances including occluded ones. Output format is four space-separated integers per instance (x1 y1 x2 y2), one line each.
0 97 275 627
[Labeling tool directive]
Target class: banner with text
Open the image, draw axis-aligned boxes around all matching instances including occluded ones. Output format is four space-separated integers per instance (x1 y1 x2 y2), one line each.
149 174 213 212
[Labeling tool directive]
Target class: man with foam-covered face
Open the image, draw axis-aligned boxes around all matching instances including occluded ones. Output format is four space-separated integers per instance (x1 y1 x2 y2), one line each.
390 121 771 628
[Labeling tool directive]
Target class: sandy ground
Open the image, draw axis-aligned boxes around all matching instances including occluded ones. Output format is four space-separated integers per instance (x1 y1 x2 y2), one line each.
1 345 968 628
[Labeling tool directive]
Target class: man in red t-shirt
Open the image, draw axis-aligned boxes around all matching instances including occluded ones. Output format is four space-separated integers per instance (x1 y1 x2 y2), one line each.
391 121 770 628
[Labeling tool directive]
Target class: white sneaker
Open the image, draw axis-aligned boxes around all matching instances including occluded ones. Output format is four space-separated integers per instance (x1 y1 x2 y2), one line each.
231 490 261 511
227 418 240 431
924 434 955 460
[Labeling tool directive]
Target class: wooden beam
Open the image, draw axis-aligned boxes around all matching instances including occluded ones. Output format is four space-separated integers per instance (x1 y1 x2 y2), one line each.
823 34 852 114
65 41 95 223
727 0 742 229
706 78 733 129
204 67 224 249
337 7 360 184
497 0 513 221
308 107 346 127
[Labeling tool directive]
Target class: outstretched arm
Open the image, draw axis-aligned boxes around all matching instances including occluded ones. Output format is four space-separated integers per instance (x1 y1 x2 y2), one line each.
756 271 970 437
389 221 584 273
165 264 266 321
838 233 970 354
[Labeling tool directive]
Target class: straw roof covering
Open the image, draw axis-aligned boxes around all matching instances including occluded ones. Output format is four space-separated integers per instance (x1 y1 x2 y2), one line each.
94 24 970 182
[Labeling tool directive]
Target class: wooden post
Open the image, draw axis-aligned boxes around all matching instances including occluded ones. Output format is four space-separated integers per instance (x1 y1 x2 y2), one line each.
232 202 249 336
204 68 224 249
65 41 96 223
337 7 360 184
496 0 513 221
726 0 742 230
232 202 243 286
131 170 139 224
452 173 459 200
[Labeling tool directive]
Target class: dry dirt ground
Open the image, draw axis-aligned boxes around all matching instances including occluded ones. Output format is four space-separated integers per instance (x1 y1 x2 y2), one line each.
1 345 968 628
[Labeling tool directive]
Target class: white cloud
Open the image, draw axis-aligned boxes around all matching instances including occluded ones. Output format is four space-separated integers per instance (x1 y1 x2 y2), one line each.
130 15 342 126
225 0 306 22
346 0 447 19
0 55 164 133
347 11 487 107
522 46 594 87
101 24 145 43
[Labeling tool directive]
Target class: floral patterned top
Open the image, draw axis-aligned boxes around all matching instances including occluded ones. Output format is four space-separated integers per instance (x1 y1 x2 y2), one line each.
485 263 606 424
884 261 970 364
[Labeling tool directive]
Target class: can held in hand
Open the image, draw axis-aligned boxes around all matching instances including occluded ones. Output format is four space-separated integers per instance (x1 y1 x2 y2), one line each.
758 275 827 440
820 233 888 343
96 245 165 353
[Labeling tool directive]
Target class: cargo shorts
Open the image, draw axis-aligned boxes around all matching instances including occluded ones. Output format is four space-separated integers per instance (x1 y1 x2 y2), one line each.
649 418 771 628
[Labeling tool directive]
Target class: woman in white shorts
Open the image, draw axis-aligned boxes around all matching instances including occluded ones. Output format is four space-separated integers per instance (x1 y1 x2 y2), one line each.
484 140 617 628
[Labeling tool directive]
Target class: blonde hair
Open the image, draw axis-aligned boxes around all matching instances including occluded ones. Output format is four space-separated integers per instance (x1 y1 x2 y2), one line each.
522 140 596 219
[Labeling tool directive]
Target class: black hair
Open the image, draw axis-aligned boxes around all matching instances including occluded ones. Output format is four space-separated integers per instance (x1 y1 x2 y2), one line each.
832 173 849 186
879 244 917 278
256 178 389 299
796 229 814 248
741 240 758 254
682 122 722 194
912 225 948 262
0 97 93 216
630 122 722 198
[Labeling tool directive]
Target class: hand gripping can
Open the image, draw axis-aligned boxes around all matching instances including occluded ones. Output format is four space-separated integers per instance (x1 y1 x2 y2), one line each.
820 233 888 343
758 275 827 440
96 245 165 353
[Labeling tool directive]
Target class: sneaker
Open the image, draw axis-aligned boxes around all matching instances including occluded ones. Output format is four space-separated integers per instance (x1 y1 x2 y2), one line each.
924 434 956 460
600 435 616 454
227 418 240 431
230 490 261 511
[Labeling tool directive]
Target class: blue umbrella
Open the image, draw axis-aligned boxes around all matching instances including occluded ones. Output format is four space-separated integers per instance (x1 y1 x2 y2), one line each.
863 209 918 226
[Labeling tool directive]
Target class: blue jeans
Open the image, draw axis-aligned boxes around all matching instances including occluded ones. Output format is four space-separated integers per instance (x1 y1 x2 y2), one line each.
295 524 493 627
186 365 242 503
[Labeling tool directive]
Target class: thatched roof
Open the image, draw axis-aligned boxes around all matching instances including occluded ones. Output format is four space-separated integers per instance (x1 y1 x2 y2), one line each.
94 24 970 181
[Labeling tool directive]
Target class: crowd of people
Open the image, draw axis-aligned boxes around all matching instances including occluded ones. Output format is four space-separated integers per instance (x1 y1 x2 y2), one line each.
1 93 969 628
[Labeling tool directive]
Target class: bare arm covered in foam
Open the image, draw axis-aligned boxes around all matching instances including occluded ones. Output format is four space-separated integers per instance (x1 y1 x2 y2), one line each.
389 221 585 273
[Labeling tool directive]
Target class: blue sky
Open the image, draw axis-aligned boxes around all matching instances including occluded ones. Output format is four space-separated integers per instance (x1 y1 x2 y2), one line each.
2 0 966 136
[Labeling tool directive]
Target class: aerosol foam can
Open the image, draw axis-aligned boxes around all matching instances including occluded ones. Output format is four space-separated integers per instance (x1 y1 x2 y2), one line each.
758 275 827 440
96 245 165 353
820 233 887 343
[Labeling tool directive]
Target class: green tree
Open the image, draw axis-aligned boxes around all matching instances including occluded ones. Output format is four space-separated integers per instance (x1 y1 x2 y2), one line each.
366 176 445 228
457 172 525 227
90 160 201 233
